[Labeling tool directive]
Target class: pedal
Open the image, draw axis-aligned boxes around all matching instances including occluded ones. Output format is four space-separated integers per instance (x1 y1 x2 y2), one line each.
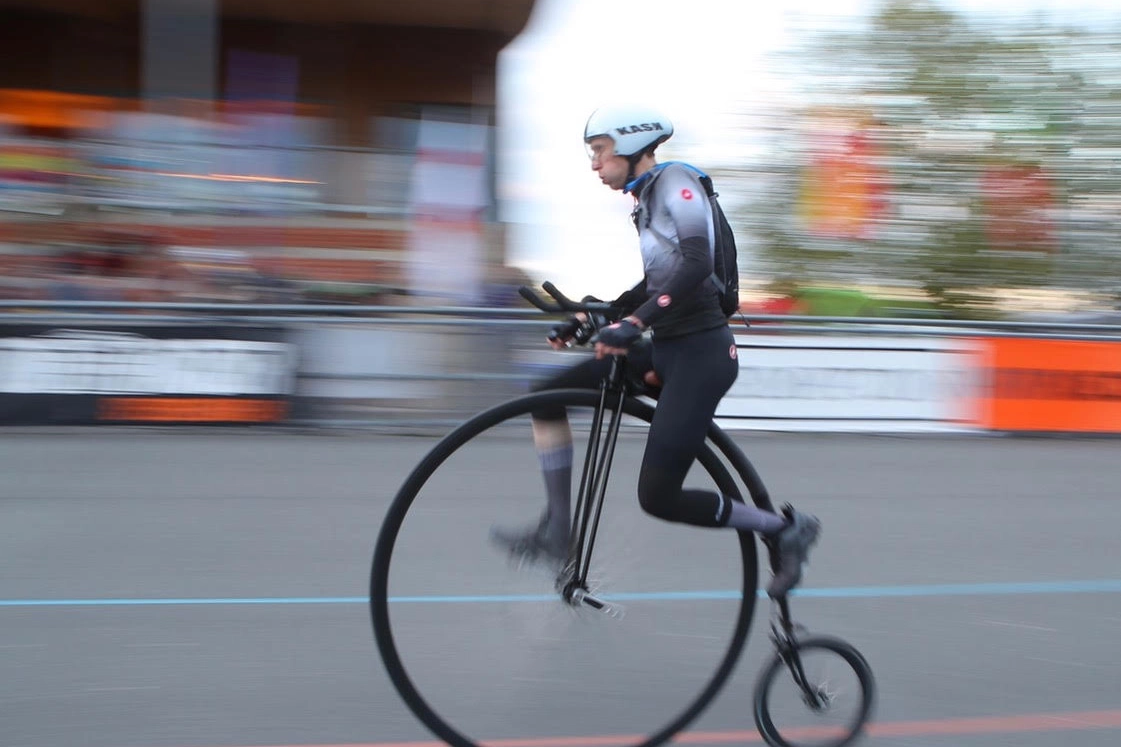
570 589 625 619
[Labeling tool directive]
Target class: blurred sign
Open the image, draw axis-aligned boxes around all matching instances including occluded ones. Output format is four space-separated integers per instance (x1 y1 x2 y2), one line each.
84 111 326 212
718 334 983 432
976 338 1121 432
0 136 80 214
0 326 295 424
0 89 114 130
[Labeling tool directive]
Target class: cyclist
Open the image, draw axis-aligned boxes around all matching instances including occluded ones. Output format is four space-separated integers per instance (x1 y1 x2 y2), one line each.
492 105 820 597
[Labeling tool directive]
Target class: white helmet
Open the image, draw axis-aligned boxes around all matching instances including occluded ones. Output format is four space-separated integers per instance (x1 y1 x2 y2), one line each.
584 105 674 158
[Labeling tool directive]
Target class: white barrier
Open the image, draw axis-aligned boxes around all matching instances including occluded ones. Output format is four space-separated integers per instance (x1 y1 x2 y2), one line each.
717 334 984 433
0 330 295 396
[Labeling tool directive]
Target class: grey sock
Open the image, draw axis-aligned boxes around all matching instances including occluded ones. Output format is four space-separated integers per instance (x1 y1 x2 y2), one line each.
538 445 572 534
724 501 787 534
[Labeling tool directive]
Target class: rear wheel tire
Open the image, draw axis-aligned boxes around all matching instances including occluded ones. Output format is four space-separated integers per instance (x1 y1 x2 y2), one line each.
753 636 876 747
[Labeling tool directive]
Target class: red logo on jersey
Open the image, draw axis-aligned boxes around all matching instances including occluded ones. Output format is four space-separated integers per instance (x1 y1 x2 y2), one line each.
657 295 672 307
729 344 738 360
681 188 694 200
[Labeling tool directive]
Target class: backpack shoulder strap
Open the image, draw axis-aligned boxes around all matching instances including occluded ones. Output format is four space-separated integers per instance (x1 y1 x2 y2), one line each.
656 161 717 197
698 173 718 199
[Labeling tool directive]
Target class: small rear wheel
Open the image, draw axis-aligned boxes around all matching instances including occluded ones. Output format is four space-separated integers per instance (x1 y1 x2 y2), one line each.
753 636 875 747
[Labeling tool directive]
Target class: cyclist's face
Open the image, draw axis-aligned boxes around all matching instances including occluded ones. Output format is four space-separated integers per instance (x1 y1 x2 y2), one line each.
587 136 628 191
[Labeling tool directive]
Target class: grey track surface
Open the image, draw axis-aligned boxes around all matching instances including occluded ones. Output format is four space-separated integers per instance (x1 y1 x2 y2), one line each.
2 428 1120 747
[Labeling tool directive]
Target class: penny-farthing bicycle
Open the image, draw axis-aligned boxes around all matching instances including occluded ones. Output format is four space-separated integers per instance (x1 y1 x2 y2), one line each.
371 283 874 747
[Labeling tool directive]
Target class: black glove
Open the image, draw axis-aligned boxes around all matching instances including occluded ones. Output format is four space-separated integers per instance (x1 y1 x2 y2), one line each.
549 297 615 347
548 316 582 345
593 318 644 349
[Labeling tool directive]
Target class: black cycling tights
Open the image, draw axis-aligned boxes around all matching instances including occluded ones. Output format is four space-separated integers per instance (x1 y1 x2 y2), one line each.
532 324 739 528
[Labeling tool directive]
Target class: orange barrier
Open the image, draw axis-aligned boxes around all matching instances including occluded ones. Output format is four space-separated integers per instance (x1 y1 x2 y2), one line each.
978 338 1121 432
98 397 288 424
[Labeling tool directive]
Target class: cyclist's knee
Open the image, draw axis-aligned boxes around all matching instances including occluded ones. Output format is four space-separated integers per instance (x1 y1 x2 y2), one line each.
638 471 728 528
531 407 568 422
529 376 570 421
529 373 559 394
531 413 572 447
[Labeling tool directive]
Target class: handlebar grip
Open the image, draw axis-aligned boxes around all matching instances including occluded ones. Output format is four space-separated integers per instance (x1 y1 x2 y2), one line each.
518 286 560 312
542 282 573 305
520 282 617 315
542 281 580 311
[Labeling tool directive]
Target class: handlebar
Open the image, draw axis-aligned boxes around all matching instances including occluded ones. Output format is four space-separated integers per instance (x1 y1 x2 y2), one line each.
519 282 618 346
517 282 616 315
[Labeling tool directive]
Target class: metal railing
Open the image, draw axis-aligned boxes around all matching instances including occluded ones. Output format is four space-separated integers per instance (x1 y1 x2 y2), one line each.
2 300 1120 340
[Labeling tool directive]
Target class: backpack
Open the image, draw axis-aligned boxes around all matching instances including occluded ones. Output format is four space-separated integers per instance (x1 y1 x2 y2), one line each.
697 173 742 317
645 164 742 318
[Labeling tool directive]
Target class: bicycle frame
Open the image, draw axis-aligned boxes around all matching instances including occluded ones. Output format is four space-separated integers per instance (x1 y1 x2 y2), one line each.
519 282 825 689
769 596 828 710
555 354 631 615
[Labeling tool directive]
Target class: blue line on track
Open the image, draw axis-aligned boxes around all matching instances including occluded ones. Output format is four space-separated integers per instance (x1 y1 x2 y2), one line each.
3 579 1121 607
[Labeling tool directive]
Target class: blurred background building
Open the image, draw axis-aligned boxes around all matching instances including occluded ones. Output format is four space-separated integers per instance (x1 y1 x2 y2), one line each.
0 0 536 306
2 0 1121 320
2 0 1121 430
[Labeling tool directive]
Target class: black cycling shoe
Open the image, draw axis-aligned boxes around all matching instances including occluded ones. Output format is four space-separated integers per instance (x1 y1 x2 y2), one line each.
766 504 822 598
489 513 569 567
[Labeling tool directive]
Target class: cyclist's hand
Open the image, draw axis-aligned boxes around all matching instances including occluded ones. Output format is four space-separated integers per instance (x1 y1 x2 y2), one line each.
548 313 596 350
592 317 643 359
547 316 582 349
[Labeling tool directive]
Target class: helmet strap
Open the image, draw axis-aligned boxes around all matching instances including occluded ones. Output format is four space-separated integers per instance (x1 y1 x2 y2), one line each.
625 159 637 185
625 152 646 186
624 148 657 193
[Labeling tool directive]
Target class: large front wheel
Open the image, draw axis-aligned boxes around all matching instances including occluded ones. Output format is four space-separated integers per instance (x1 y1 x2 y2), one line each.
371 388 759 747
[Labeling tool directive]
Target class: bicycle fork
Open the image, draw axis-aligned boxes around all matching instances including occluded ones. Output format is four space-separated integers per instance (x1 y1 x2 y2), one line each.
770 596 829 710
555 357 629 618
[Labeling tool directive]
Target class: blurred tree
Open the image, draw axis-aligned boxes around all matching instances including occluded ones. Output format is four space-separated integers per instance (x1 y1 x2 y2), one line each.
730 0 1121 316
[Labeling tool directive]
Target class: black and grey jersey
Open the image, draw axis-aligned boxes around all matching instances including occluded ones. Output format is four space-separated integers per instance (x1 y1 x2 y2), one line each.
625 162 727 339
